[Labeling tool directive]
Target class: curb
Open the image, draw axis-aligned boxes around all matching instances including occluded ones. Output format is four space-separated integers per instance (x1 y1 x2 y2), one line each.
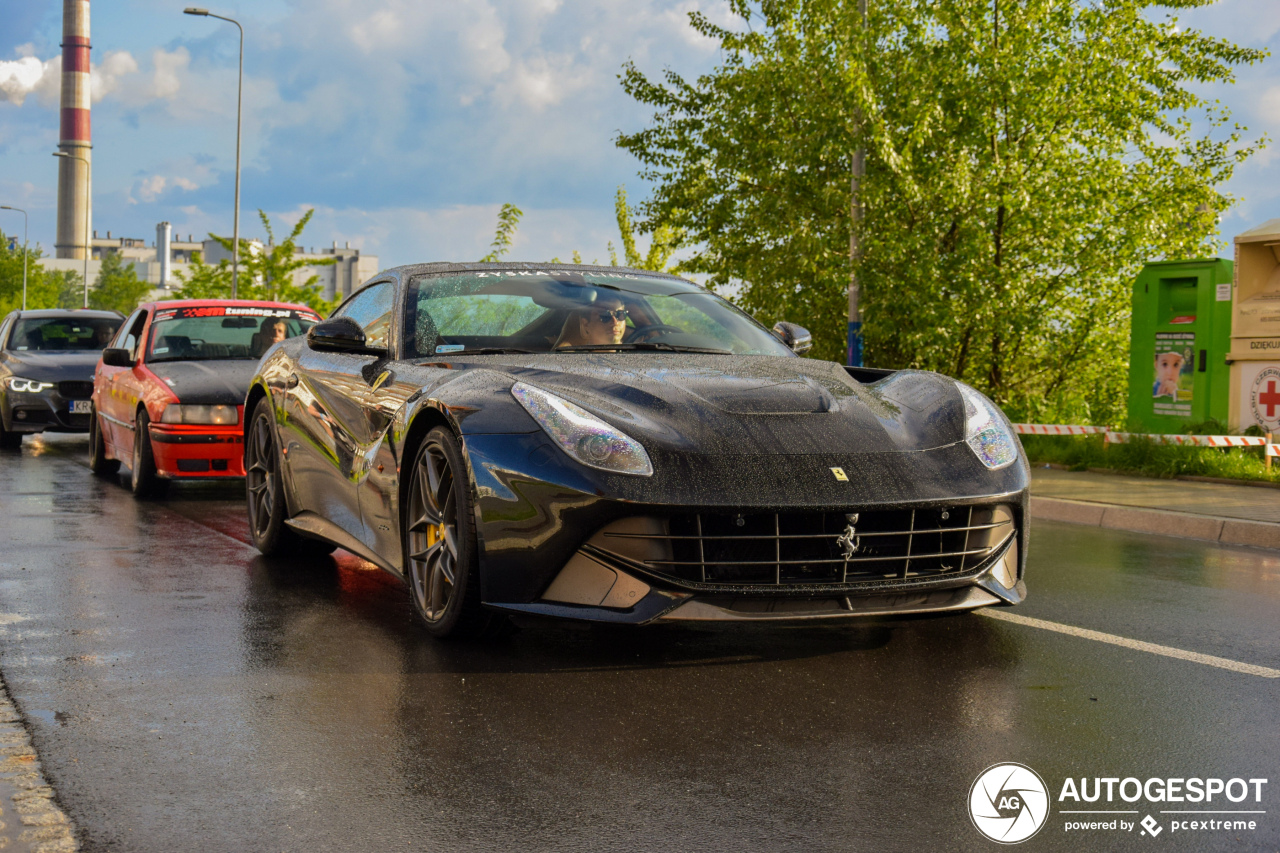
1029 496 1280 551
0 675 77 852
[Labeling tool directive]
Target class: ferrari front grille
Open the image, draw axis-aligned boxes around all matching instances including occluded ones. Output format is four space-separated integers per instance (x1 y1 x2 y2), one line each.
588 505 1015 589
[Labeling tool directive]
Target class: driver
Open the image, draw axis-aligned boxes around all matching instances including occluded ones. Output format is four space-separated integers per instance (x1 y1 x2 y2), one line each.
554 296 627 349
252 318 289 357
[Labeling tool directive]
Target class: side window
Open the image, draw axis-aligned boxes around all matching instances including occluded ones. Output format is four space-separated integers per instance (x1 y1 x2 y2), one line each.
118 310 149 359
335 281 394 350
0 315 14 350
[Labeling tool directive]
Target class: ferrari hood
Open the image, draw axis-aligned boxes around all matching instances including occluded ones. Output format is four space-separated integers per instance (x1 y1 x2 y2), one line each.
147 360 259 407
3 351 101 382
473 354 966 455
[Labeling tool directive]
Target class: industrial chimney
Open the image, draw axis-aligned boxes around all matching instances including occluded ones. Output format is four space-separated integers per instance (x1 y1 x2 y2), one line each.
156 221 172 288
55 0 91 260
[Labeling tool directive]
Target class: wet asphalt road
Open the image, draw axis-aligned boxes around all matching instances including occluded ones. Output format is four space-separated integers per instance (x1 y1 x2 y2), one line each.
0 434 1276 853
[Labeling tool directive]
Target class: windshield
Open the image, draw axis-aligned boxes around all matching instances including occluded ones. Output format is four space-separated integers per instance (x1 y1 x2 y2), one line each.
147 305 320 363
9 316 121 352
404 270 794 358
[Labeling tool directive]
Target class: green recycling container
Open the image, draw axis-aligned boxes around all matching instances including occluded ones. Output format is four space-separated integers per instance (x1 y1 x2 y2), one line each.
1127 258 1234 433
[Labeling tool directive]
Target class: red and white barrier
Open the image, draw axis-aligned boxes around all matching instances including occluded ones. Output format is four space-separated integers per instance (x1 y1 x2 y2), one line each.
1103 432 1268 448
1012 424 1110 436
1013 423 1280 460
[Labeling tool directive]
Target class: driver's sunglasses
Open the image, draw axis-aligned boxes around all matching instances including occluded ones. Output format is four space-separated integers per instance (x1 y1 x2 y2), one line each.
594 308 628 324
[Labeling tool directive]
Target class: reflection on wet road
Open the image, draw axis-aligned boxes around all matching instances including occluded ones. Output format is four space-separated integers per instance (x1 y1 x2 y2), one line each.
0 435 1276 852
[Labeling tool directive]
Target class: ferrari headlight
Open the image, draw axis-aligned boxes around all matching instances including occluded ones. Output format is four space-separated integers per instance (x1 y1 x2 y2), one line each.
160 404 239 426
7 377 55 393
957 383 1018 470
511 382 653 476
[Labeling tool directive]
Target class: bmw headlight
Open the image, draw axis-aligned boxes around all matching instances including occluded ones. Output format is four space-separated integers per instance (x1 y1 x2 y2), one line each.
956 384 1018 470
511 382 653 476
160 404 239 426
7 377 55 393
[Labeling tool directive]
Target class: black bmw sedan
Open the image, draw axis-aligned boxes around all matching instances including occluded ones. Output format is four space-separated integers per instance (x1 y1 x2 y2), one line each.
244 263 1030 638
0 309 123 448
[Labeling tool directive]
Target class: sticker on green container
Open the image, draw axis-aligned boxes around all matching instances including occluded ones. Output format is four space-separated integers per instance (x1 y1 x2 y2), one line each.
1153 332 1195 417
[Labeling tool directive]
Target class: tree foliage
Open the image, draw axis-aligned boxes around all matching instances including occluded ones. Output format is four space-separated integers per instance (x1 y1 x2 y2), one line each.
482 189 680 272
479 204 524 262
90 251 152 315
614 186 680 271
173 209 337 314
618 0 1266 423
0 232 77 313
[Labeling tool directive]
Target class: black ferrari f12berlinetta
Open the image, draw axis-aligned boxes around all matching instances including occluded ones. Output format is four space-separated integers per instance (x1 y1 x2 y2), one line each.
243 262 1029 638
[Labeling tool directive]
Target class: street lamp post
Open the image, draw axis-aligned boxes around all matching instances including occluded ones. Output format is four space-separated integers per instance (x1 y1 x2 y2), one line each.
0 207 28 311
51 152 91 307
184 7 244 299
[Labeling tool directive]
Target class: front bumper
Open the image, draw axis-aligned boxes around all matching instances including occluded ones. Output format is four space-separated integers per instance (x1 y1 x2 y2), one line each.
4 388 93 433
149 424 246 478
463 433 1031 625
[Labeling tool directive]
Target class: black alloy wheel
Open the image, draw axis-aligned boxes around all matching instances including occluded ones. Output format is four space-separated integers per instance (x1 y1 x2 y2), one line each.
130 410 164 498
245 396 334 557
405 427 499 638
88 408 120 476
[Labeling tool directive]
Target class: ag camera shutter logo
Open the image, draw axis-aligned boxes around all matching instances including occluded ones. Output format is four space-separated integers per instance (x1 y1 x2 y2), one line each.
969 763 1050 844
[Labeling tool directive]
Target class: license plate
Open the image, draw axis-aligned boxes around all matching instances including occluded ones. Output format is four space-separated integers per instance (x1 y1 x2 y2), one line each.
69 400 92 415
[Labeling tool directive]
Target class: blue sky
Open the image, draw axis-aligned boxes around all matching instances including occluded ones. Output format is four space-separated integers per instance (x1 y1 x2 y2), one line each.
2 0 1280 270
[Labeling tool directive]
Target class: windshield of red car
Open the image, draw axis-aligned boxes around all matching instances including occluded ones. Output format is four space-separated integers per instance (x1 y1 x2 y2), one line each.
146 306 320 363
404 271 795 358
9 316 122 352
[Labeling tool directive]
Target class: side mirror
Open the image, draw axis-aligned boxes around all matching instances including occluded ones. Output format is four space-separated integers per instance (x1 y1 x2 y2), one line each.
102 347 135 368
307 317 388 356
772 321 813 355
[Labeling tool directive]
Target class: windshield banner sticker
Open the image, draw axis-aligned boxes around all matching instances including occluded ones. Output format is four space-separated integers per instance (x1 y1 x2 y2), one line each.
155 306 320 323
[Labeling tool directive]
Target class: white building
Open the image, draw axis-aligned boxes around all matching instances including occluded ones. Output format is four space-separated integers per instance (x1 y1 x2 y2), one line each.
42 224 379 303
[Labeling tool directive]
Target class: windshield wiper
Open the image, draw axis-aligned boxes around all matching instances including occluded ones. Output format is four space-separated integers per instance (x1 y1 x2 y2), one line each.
555 343 733 354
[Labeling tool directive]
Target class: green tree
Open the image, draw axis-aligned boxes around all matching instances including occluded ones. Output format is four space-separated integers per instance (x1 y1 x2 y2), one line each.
480 204 524 262
618 0 1266 423
0 232 66 313
482 190 679 270
174 209 337 314
89 251 152 315
614 185 679 272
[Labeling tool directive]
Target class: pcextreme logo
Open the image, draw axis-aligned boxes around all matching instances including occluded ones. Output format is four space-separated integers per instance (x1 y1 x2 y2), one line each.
969 763 1051 844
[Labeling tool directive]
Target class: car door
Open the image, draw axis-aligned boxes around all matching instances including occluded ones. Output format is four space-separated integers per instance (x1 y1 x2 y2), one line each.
282 280 396 545
97 308 149 456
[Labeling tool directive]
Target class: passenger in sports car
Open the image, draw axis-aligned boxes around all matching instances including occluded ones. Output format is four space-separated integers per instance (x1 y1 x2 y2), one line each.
554 295 627 348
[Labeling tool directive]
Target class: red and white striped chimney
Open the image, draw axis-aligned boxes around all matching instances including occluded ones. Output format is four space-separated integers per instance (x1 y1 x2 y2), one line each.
55 0 91 260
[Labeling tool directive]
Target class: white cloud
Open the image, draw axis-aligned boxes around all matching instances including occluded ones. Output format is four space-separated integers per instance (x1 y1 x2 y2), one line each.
91 51 140 102
0 55 58 106
148 48 188 100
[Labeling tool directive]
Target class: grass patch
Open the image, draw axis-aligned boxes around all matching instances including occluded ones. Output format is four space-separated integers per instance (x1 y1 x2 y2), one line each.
1020 433 1280 485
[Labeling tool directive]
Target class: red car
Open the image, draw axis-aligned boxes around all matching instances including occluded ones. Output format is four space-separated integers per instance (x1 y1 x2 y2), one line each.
89 299 321 496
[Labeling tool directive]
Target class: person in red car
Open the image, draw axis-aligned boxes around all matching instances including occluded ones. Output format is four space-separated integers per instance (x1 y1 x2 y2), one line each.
89 299 321 497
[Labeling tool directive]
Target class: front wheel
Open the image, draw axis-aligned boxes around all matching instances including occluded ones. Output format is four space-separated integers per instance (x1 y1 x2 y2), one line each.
89 408 120 476
130 410 165 498
245 396 335 557
0 409 22 450
405 427 501 639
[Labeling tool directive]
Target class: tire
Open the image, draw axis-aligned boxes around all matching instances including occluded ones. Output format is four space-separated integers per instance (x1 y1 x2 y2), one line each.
404 427 501 639
88 408 121 476
130 410 165 498
0 407 21 450
245 396 335 557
